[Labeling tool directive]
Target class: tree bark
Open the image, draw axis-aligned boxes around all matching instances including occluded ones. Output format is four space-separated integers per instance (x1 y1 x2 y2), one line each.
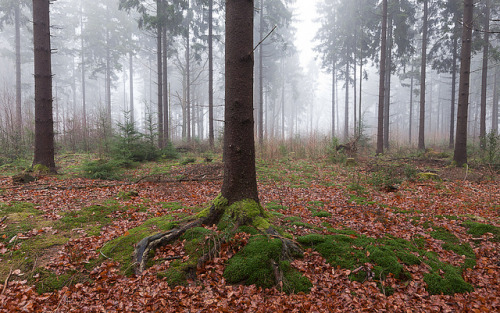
15 2 22 130
454 0 474 166
376 0 388 155
80 1 87 145
129 52 134 124
450 22 458 149
344 61 349 141
384 16 393 150
409 64 414 144
258 0 264 148
157 0 164 148
332 61 336 139
418 0 428 151
32 0 56 172
208 0 214 149
493 64 499 135
186 23 191 142
479 0 490 149
222 0 258 205
162 21 168 144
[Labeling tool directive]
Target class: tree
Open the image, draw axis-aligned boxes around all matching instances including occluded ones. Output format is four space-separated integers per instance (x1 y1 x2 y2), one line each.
222 0 258 204
377 0 388 155
479 0 490 150
418 0 429 151
454 0 474 166
0 0 31 133
32 0 56 171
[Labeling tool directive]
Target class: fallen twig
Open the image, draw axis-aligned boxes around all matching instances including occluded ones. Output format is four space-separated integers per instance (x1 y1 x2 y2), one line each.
1 267 13 295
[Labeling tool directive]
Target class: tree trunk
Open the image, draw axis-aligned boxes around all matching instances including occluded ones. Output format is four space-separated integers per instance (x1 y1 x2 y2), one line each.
384 17 393 150
409 65 414 144
129 52 134 124
15 2 22 130
32 0 56 172
258 0 264 148
344 61 349 141
186 25 191 142
418 0 428 151
80 1 87 144
358 55 363 135
479 0 490 149
157 0 164 148
162 21 168 144
208 0 214 149
105 5 111 127
376 0 388 155
493 64 499 135
332 61 336 139
454 0 474 166
450 23 458 149
222 0 258 205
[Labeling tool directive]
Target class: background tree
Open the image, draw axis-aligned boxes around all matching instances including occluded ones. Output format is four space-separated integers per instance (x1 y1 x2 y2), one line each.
32 0 56 171
454 0 474 166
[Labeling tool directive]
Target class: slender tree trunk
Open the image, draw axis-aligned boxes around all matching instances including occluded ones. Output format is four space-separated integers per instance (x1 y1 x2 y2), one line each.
493 65 499 135
376 0 388 155
258 0 264 148
157 0 164 148
32 0 56 171
222 0 258 204
105 6 111 127
454 0 474 166
162 23 168 144
384 17 393 150
409 64 414 144
450 25 458 149
186 26 191 142
344 61 349 141
281 57 285 140
358 55 363 135
15 3 22 130
80 1 87 145
418 0 428 151
208 0 214 149
353 36 357 136
129 52 134 124
332 61 336 139
480 0 490 149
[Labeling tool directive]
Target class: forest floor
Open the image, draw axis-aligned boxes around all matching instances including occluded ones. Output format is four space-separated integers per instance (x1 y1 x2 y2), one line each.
0 153 498 312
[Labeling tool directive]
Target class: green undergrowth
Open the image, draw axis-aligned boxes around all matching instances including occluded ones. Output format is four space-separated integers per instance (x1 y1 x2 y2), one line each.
463 220 500 242
297 229 474 295
98 216 178 276
430 227 476 269
224 235 311 294
32 268 91 294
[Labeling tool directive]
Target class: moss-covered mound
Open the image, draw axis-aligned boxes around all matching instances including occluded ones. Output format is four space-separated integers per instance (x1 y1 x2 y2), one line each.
297 230 474 295
224 235 311 294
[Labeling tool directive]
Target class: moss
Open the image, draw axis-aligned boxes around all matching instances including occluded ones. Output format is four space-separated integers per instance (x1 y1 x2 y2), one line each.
430 227 460 244
312 211 332 218
284 216 301 223
431 227 476 268
463 221 500 242
253 216 270 230
417 172 442 181
99 216 177 275
32 164 50 174
224 235 311 293
117 190 139 200
298 231 474 295
158 266 187 286
33 269 89 294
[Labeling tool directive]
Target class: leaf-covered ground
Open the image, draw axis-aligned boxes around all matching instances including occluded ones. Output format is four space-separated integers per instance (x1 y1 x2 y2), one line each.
0 156 498 312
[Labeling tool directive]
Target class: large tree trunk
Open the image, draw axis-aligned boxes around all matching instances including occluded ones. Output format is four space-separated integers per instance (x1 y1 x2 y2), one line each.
208 0 214 149
479 0 490 149
454 0 474 166
222 0 258 205
15 2 22 130
450 23 458 149
418 0 428 151
32 0 56 172
376 0 388 155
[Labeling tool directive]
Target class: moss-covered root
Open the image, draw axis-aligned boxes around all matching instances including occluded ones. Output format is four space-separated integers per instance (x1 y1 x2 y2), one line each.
134 203 225 274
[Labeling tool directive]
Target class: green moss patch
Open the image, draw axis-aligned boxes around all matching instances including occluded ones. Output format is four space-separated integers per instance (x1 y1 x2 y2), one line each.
297 231 474 295
431 227 476 269
224 235 311 294
57 203 130 236
463 221 500 242
32 268 90 294
99 216 178 276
